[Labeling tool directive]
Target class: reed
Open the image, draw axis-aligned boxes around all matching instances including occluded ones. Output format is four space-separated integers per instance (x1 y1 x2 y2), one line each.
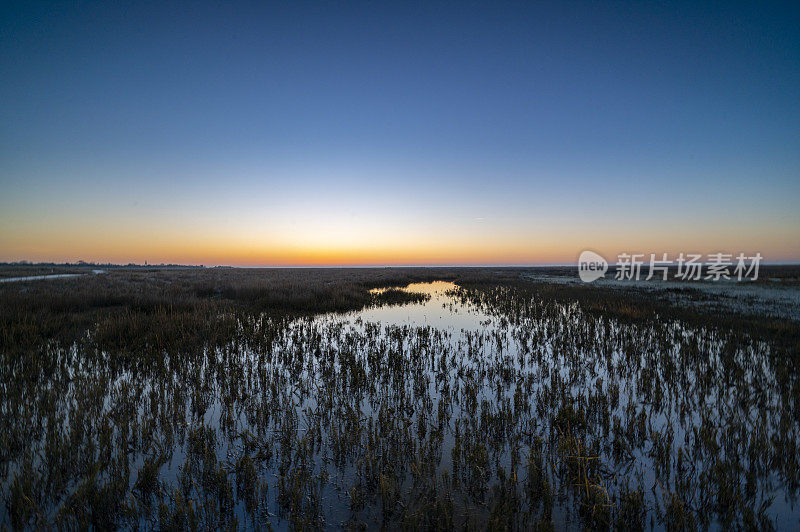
0 267 798 528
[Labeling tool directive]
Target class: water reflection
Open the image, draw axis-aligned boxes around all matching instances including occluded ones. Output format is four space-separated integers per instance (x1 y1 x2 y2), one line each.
366 281 493 329
1 282 798 529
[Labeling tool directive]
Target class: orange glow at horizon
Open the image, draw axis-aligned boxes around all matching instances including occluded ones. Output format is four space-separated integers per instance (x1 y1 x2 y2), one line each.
2 189 799 266
3 229 799 267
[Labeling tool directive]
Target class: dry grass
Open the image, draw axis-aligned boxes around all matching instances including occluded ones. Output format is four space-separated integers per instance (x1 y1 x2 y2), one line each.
1 266 799 528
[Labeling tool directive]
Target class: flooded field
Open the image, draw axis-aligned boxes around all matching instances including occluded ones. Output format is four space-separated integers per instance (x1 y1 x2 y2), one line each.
1 277 799 529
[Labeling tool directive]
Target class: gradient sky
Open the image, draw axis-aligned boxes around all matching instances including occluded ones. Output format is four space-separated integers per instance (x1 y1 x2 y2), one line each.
1 1 799 265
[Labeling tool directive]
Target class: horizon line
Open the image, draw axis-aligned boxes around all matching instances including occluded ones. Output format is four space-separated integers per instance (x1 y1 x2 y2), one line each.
4 261 800 269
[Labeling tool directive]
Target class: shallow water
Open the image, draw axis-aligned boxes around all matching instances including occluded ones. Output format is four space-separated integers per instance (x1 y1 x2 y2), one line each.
0 270 105 283
0 273 84 283
1 281 798 529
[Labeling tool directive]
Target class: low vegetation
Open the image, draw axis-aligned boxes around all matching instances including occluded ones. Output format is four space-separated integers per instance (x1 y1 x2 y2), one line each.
0 267 798 528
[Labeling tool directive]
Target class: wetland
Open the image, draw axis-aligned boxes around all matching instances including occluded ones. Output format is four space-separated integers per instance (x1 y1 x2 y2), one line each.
1 267 799 530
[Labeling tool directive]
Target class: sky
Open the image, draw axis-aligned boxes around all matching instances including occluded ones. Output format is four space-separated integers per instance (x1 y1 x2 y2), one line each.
1 1 799 266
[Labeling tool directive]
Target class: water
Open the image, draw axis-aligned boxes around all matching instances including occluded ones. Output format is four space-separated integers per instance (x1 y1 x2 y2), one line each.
0 270 105 283
1 281 798 529
0 273 84 283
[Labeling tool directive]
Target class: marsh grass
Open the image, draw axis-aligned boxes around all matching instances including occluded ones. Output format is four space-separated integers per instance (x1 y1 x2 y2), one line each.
0 268 798 529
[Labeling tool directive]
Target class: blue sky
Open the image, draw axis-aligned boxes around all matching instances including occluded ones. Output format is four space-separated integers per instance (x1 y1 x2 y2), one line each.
1 1 798 264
